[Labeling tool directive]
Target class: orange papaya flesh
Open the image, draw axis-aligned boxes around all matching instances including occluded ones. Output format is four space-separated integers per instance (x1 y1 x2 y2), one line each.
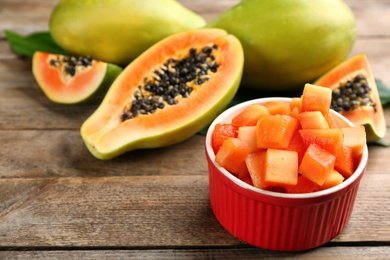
263 149 298 187
299 128 343 156
285 175 320 194
237 162 250 180
211 84 368 193
334 144 355 178
212 123 238 154
237 126 258 153
256 114 299 149
32 51 122 104
291 97 302 112
320 169 345 190
264 101 291 115
341 125 367 163
81 28 244 159
231 104 269 127
301 83 332 117
285 130 306 166
299 111 329 129
245 150 268 189
299 144 336 186
314 54 387 142
215 138 249 175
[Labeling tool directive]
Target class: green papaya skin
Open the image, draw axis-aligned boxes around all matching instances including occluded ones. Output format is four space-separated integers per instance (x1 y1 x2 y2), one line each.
49 0 206 66
207 0 356 91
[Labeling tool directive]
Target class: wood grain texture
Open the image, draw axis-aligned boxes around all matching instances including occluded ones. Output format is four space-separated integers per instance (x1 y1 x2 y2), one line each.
0 174 389 248
0 132 208 178
0 0 389 258
1 247 390 260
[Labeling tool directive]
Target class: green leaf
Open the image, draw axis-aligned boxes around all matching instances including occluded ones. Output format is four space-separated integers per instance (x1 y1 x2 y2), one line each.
4 30 69 58
376 78 390 106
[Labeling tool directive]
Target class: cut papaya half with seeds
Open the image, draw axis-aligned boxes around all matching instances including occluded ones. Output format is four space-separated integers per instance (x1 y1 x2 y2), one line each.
81 28 244 159
32 51 122 104
314 54 386 142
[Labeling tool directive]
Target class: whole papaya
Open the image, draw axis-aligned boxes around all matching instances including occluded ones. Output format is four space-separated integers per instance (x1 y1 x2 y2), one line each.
49 0 206 65
207 0 356 91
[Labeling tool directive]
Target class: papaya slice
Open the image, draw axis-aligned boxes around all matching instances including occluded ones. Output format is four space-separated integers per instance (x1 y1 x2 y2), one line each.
81 28 244 159
32 51 122 104
314 54 386 142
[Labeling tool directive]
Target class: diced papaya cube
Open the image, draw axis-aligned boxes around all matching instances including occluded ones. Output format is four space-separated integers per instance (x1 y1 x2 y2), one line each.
289 106 300 119
237 126 258 153
291 97 302 112
285 175 320 194
299 144 336 186
237 161 250 180
245 150 268 189
256 114 299 149
301 84 332 117
320 169 345 190
299 128 343 156
286 130 306 165
241 177 254 186
263 149 298 186
299 111 329 129
341 125 367 161
266 186 287 193
264 101 291 115
231 104 269 127
215 138 249 175
212 123 237 154
334 145 355 178
325 113 341 128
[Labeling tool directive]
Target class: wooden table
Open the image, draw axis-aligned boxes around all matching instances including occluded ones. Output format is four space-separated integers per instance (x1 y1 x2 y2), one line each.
1 0 389 258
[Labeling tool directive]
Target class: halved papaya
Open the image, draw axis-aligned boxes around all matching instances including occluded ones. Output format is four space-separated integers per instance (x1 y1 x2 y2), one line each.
81 28 244 159
314 54 386 142
32 51 122 104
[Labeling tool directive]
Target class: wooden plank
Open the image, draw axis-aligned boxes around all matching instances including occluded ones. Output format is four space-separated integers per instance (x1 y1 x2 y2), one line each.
0 176 239 247
1 246 390 260
0 173 389 247
345 0 390 37
0 0 389 257
334 171 390 242
350 38 390 86
0 0 55 37
0 132 208 178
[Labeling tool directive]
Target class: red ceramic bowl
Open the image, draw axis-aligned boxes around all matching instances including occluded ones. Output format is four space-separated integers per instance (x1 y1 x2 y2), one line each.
205 97 368 252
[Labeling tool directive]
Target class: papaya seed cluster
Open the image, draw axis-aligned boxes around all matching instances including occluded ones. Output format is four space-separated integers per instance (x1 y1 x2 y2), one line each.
331 74 377 113
49 54 93 77
121 44 220 121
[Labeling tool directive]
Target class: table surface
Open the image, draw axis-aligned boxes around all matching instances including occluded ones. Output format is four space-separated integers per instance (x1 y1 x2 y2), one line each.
1 0 389 259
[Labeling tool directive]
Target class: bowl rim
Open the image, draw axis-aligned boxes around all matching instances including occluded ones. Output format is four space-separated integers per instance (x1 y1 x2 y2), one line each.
205 97 369 199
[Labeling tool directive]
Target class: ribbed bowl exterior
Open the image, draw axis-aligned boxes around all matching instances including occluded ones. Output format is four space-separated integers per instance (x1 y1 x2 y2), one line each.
207 154 365 251
205 97 368 252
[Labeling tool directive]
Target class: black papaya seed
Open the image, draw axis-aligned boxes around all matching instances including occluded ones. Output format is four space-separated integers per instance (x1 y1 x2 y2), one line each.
122 44 220 121
330 74 377 113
